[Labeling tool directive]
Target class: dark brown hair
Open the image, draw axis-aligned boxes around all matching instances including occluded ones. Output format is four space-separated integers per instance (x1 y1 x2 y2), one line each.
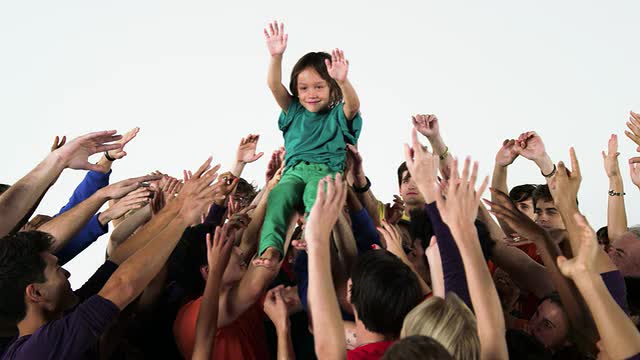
289 52 343 108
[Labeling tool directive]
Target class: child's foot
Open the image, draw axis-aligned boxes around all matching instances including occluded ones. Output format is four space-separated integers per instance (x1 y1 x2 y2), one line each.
259 247 282 263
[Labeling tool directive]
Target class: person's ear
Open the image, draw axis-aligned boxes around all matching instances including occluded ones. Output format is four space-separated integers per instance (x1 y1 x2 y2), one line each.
25 283 45 304
199 265 209 281
346 278 353 305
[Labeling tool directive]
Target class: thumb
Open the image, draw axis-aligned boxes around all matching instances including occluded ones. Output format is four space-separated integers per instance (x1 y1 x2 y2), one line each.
556 256 568 274
252 152 265 161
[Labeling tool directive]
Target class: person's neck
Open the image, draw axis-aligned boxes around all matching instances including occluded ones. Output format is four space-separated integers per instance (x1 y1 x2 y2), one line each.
354 320 389 348
405 202 425 214
16 310 50 338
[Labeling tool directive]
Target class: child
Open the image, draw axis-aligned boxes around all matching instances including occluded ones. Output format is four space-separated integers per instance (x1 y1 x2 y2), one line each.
259 21 362 261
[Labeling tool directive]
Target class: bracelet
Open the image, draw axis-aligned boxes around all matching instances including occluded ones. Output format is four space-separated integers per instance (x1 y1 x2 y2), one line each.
353 176 371 193
541 164 557 178
104 151 116 162
439 146 449 160
608 190 626 196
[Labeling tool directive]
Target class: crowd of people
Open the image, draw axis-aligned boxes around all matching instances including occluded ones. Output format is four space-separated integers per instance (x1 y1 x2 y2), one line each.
0 21 639 359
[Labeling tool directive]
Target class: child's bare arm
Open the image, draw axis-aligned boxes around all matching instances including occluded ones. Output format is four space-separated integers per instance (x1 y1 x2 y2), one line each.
264 21 292 112
326 49 360 120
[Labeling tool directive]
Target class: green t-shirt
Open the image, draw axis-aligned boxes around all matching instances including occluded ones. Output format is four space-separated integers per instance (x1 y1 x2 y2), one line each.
279 99 362 172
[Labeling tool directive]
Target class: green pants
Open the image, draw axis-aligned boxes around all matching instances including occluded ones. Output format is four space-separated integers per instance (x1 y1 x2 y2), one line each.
259 162 337 256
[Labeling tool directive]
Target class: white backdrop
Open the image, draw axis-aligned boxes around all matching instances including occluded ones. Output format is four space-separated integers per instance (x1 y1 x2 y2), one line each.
1 0 638 288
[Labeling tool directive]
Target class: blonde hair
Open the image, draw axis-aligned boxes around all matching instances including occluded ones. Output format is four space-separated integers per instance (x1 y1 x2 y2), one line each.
401 294 480 360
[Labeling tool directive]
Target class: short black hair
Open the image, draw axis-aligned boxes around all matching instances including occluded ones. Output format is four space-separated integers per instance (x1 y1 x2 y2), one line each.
397 162 408 187
382 335 453 360
235 178 258 205
289 52 343 107
350 250 422 337
167 224 214 299
509 184 537 203
532 184 554 209
0 184 9 196
0 231 53 322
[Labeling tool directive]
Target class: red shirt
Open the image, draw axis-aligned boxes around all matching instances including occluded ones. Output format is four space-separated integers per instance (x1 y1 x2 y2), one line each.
173 297 269 360
347 341 395 360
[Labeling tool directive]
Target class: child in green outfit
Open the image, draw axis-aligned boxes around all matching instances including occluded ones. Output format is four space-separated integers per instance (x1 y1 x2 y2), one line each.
260 21 362 261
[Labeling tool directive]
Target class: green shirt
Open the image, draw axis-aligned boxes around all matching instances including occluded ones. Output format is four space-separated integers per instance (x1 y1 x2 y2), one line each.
279 99 362 172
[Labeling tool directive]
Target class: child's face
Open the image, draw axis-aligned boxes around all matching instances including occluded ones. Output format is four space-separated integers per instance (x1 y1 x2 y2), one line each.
296 67 331 112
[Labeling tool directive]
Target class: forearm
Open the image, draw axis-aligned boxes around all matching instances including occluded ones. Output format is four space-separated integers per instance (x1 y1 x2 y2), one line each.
453 226 508 360
107 205 152 257
55 215 109 265
607 176 628 243
490 242 552 298
353 173 382 227
108 202 179 264
39 191 108 253
338 79 360 120
574 273 640 360
96 155 114 173
490 165 518 237
231 161 245 178
428 135 452 180
0 153 65 237
193 273 223 360
268 55 291 111
275 325 295 360
308 246 347 359
99 213 188 309
534 153 555 178
240 186 272 258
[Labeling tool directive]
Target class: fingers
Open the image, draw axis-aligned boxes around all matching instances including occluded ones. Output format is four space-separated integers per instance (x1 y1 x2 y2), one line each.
95 143 123 153
403 143 415 170
192 156 213 179
569 147 581 177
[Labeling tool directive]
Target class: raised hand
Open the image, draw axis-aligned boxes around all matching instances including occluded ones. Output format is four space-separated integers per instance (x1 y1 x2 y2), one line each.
106 127 140 161
412 114 440 141
515 131 546 162
378 220 409 263
548 148 581 211
214 172 239 205
384 195 405 225
102 187 151 223
206 223 236 276
236 134 264 165
403 128 439 203
630 158 640 189
325 49 349 84
625 111 640 151
602 134 621 178
99 174 162 200
51 135 67 152
435 157 488 229
178 157 222 223
495 139 519 167
263 286 291 331
264 21 288 56
305 173 347 247
265 147 285 184
556 214 599 279
53 130 123 172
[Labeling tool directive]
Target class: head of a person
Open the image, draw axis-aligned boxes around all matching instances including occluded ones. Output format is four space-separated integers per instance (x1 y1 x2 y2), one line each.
597 226 611 250
505 329 551 360
168 224 247 299
382 335 453 360
0 231 78 324
509 184 537 220
348 250 422 338
607 228 640 277
401 294 480 360
233 178 258 210
397 162 425 208
528 293 571 351
289 52 343 113
531 185 565 230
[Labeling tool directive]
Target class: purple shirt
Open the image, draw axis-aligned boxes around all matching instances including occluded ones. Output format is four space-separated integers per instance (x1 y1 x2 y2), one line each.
601 270 629 314
1 295 119 360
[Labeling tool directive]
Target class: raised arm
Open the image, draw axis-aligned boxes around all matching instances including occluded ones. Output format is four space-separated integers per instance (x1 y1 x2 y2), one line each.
346 145 382 227
491 139 520 237
106 205 151 258
412 114 453 179
38 175 158 253
326 49 359 120
558 214 640 360
435 158 508 360
263 287 295 360
192 224 235 360
307 174 348 360
231 134 264 177
548 148 617 274
0 130 122 237
602 134 628 243
98 157 220 310
264 21 292 112
515 131 555 179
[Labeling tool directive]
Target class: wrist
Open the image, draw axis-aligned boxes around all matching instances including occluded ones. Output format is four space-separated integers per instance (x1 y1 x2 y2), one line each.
428 136 446 154
98 211 112 226
353 172 367 187
534 153 554 175
336 78 350 87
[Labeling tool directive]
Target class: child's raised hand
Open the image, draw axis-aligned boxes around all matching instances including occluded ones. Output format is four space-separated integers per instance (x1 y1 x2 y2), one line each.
264 21 288 56
325 49 349 84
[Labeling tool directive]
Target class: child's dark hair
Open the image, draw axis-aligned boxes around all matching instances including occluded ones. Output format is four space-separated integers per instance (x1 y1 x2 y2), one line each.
289 52 343 107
